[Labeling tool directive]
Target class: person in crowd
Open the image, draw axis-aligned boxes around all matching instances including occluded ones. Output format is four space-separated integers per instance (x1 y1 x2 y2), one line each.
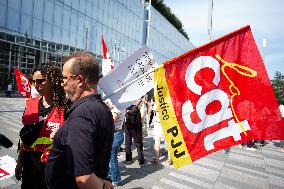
15 64 66 189
105 99 125 186
139 95 149 137
239 140 257 151
45 52 114 189
280 142 284 152
124 102 146 167
148 98 154 129
256 140 265 147
30 78 40 98
6 82 12 97
151 102 172 165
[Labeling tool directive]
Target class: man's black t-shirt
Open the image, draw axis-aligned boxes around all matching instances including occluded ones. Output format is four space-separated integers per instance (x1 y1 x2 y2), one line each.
45 94 114 189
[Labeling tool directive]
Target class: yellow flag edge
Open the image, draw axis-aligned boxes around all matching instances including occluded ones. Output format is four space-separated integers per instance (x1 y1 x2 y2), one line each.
154 65 192 168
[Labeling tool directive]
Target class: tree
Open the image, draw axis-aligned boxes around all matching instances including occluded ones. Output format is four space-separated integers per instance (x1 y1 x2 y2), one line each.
151 0 189 40
271 71 284 105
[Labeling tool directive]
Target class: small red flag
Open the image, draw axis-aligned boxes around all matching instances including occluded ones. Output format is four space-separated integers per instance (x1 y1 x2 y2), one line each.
14 67 31 98
102 35 109 59
102 35 115 76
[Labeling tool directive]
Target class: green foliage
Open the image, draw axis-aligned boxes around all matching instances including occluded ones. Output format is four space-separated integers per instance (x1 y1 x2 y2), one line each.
271 71 284 105
151 0 189 40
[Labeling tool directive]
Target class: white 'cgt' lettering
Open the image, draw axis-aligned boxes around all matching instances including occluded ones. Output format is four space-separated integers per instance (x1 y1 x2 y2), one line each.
20 75 30 96
204 119 251 151
185 56 220 95
182 56 251 151
182 89 232 133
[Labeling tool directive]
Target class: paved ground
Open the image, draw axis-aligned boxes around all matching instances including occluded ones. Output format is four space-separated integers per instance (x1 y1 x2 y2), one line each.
0 97 284 189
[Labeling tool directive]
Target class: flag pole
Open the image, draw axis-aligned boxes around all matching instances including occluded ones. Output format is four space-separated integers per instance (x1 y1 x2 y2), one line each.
208 0 213 40
101 63 164 100
262 38 267 63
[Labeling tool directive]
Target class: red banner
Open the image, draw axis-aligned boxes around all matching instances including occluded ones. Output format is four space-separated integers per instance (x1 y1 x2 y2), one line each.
155 25 284 166
14 67 31 98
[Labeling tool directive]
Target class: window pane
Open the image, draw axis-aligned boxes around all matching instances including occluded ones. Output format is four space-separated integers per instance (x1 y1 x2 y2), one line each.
86 0 92 17
43 22 52 41
70 11 78 32
70 31 76 47
101 25 106 39
88 39 95 52
0 0 7 6
86 19 94 41
22 0 33 15
79 0 86 14
88 25 95 42
20 13 32 35
77 34 84 49
98 9 103 23
53 26 61 43
54 4 62 26
96 23 102 51
92 5 97 20
33 0 44 19
0 5 6 27
64 0 71 6
108 3 113 23
8 0 20 10
95 35 100 55
62 6 70 29
78 15 85 36
7 8 20 31
71 0 79 10
32 18 42 38
93 0 98 11
44 0 54 23
61 29 70 45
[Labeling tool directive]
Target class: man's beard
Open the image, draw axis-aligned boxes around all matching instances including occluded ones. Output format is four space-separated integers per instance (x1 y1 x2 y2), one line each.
65 90 76 102
65 88 82 102
65 92 70 100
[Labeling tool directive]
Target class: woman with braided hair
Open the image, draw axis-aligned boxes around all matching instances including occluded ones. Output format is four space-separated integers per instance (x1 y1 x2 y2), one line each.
15 64 67 189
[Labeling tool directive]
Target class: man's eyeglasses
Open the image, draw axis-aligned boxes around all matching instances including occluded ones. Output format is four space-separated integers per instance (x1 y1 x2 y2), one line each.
62 75 78 83
31 79 46 85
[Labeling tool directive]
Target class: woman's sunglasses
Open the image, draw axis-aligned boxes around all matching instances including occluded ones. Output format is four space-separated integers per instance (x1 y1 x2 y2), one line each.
31 79 46 85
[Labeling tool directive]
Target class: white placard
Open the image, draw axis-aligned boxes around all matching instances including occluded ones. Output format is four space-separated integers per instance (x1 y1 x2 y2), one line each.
99 45 157 109
0 155 16 180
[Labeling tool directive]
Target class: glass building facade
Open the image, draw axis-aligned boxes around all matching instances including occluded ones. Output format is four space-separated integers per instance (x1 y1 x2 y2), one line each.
147 6 193 64
0 0 194 91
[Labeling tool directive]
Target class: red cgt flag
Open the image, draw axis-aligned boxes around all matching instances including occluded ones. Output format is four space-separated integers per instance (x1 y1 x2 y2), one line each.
154 25 284 168
14 67 31 98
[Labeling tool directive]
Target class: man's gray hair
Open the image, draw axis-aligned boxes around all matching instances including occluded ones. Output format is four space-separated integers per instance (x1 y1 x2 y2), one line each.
64 52 99 84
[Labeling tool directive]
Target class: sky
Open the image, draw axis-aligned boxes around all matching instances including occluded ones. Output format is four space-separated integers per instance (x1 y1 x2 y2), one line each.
163 0 284 79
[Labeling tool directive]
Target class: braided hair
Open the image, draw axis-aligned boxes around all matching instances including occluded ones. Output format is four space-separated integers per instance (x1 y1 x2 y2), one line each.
33 64 67 109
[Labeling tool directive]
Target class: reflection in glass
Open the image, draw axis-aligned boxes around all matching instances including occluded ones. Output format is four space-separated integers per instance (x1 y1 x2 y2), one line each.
54 4 63 27
44 0 54 23
32 18 42 39
20 14 32 35
43 22 52 41
7 8 20 31
62 29 70 46
33 0 44 19
22 0 33 14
